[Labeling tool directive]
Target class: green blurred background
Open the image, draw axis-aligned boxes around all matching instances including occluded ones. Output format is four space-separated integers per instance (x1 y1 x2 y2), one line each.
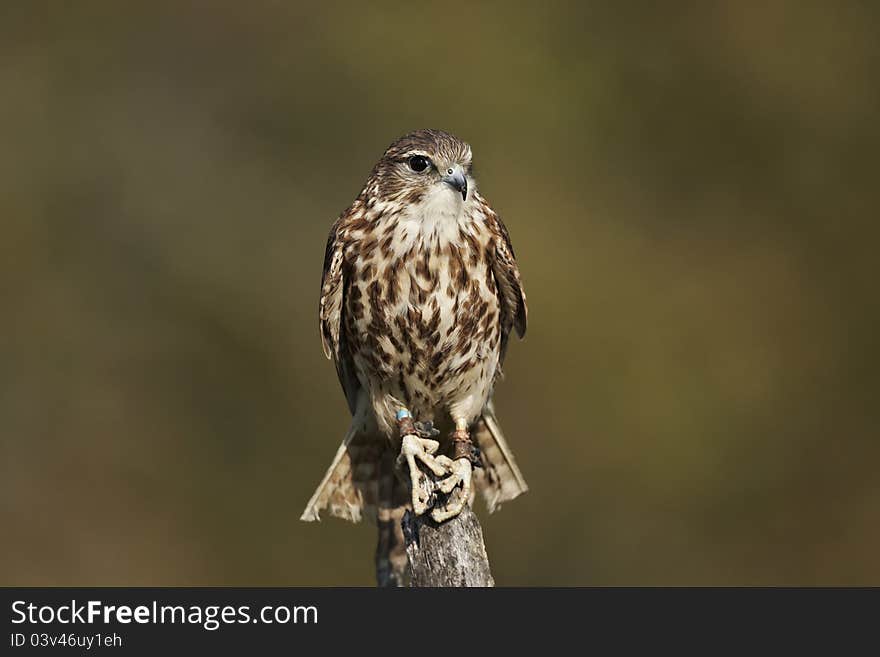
2 1 878 585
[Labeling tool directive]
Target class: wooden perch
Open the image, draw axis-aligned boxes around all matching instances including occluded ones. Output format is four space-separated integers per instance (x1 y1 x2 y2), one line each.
402 506 495 587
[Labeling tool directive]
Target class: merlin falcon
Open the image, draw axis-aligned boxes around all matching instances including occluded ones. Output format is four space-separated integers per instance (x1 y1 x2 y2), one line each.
301 129 528 585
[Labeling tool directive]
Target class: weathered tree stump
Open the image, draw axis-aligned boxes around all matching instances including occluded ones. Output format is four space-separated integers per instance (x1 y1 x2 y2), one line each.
402 506 495 587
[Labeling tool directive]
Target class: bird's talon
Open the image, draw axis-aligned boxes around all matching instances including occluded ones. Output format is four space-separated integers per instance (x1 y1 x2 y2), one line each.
398 426 474 521
401 433 450 515
420 438 440 455
436 458 472 493
431 458 473 521
414 421 441 439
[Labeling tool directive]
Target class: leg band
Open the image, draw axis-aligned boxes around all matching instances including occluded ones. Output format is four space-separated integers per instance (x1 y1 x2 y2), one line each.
396 409 416 436
452 428 479 464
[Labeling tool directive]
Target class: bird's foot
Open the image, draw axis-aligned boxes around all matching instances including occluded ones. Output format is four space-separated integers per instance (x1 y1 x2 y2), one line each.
413 420 440 439
396 411 476 522
396 411 455 516
399 434 455 515
431 458 473 522
429 426 476 522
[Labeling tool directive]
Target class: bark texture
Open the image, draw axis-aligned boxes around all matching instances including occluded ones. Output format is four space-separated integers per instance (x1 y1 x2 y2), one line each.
402 506 495 587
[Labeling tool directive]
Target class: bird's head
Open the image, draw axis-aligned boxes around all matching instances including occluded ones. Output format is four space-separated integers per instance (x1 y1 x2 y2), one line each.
369 129 475 206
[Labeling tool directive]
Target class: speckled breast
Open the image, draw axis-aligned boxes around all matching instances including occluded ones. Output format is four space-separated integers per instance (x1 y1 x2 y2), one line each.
342 230 502 419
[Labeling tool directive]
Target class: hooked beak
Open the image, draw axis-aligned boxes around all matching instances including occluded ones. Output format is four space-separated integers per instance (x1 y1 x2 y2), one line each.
442 166 468 201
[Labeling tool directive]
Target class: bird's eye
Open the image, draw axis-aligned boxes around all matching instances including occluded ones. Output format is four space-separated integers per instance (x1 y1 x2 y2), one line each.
408 155 430 172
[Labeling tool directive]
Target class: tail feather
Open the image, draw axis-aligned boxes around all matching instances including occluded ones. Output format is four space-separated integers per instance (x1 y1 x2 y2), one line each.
300 423 410 585
472 400 529 513
301 401 528 585
300 424 383 523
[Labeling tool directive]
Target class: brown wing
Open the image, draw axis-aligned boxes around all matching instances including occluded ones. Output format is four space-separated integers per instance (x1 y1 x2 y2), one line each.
489 209 528 363
319 217 360 415
473 199 529 510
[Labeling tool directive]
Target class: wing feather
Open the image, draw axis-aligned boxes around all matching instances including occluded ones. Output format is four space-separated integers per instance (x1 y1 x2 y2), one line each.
319 220 345 360
319 217 360 414
488 208 528 363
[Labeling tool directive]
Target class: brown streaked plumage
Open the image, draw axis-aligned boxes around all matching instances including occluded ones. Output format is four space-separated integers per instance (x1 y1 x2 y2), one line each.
301 129 528 586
